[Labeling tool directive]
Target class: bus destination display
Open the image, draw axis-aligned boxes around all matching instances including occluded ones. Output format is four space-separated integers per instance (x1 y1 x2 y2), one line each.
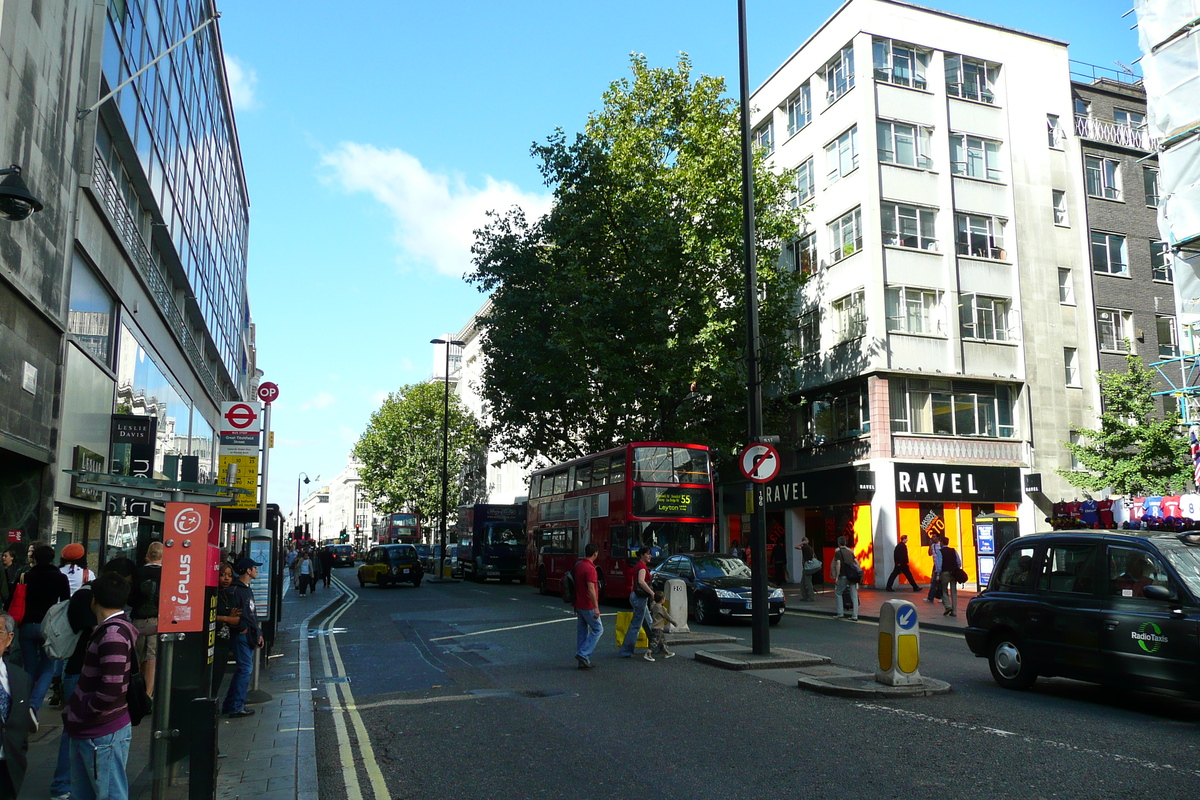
633 486 713 518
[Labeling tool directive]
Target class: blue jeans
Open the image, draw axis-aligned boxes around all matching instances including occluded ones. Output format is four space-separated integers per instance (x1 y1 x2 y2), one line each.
575 609 602 662
69 723 132 800
619 593 652 656
19 622 57 710
222 633 254 713
51 672 82 796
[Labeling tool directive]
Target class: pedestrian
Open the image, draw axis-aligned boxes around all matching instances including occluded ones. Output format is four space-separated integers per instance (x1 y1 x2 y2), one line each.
296 552 313 596
17 545 69 711
771 540 788 586
16 541 44 581
0 611 36 800
729 540 740 560
885 535 922 593
940 536 961 617
647 591 675 660
619 547 656 661
65 571 136 800
830 536 860 621
926 534 943 603
222 558 263 718
211 564 240 697
309 549 323 591
49 558 134 800
128 542 162 699
319 547 335 588
0 549 18 611
572 544 602 670
793 537 817 601
58 544 93 597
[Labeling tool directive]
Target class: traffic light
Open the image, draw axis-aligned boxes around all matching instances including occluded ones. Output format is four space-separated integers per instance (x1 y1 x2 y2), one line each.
339 531 348 543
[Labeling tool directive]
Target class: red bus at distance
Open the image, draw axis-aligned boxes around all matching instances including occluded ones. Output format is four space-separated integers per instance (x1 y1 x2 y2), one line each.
381 512 421 544
527 442 714 601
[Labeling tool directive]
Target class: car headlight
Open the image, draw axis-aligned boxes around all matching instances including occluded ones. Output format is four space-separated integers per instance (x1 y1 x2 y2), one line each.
715 589 741 599
770 588 784 600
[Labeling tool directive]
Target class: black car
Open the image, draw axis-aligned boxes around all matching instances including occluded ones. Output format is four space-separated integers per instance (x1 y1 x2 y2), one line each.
330 544 355 567
650 553 785 625
965 530 1200 696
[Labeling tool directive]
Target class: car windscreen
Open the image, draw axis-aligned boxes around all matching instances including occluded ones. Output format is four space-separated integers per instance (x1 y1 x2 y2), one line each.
415 545 430 557
692 556 751 580
1154 540 1200 597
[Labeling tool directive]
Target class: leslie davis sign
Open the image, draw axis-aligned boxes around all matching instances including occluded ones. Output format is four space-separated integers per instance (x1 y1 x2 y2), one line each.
158 502 210 633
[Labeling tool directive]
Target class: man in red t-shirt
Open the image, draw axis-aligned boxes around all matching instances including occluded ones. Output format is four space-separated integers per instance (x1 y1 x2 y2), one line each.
573 543 602 669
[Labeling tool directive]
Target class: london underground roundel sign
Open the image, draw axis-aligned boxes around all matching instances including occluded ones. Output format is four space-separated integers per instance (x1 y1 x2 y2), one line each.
738 443 781 483
223 403 258 431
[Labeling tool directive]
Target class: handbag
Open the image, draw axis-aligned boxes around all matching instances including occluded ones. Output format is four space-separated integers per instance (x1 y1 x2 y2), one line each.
9 580 26 624
803 558 822 575
954 567 969 584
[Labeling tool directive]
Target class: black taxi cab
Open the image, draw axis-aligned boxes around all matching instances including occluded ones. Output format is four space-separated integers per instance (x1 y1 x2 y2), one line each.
357 544 424 588
965 530 1200 695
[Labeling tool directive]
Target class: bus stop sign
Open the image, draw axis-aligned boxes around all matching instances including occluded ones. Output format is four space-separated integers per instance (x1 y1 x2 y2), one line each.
738 443 781 483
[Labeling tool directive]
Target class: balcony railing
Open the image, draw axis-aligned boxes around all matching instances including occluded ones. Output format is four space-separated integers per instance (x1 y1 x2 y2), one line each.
1074 115 1155 151
892 435 1025 463
789 438 872 470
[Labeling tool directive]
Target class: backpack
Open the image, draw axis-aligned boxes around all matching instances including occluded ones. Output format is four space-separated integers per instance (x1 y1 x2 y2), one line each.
840 549 862 585
42 597 82 659
100 619 152 726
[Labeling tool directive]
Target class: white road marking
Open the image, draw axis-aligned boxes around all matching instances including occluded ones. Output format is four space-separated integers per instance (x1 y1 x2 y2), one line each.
429 612 618 642
856 703 1200 777
327 694 481 712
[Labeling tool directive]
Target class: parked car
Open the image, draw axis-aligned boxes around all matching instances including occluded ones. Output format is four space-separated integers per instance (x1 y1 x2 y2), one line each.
357 544 424 588
330 544 356 567
650 553 785 625
965 530 1200 696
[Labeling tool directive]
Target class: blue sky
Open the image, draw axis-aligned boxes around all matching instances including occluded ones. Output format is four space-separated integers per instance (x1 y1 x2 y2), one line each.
216 0 1143 517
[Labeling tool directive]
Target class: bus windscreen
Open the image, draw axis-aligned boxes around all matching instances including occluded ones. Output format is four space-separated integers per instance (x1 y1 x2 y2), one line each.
632 446 710 483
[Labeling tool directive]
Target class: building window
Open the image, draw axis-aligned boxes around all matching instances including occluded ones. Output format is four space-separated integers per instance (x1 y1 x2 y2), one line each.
1069 431 1083 471
793 157 815 206
1097 308 1132 352
832 290 866 342
1091 231 1128 275
753 120 774 154
1144 167 1160 208
1047 114 1064 148
1158 315 1179 357
829 208 862 263
1058 268 1074 304
786 85 811 135
68 252 116 366
1064 347 1080 386
823 43 855 104
1152 241 1174 282
945 54 997 104
795 309 820 356
800 384 870 445
1074 96 1090 117
889 378 1015 437
950 134 1002 181
960 294 1012 342
825 126 859 182
1052 190 1068 226
1085 156 1122 200
955 213 1006 260
786 232 818 276
1114 108 1147 130
877 120 933 169
872 38 929 89
886 286 943 335
881 202 937 250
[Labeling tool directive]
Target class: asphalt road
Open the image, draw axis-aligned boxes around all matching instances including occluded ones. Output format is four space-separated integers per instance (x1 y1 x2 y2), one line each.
310 569 1200 800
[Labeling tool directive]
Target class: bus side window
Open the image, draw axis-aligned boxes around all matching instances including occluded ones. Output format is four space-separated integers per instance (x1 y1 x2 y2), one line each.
575 462 592 490
539 475 553 497
567 527 580 556
592 458 609 486
553 471 568 494
610 456 626 484
529 477 541 499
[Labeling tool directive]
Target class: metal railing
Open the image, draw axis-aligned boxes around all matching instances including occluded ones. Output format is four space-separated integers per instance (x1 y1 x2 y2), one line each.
892 435 1024 463
1074 115 1155 151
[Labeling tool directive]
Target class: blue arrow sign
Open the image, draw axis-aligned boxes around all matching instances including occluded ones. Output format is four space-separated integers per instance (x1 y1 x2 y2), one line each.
897 605 917 630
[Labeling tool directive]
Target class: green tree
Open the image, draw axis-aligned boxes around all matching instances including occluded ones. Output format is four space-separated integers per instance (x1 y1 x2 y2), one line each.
1059 353 1190 495
353 382 482 527
469 54 803 466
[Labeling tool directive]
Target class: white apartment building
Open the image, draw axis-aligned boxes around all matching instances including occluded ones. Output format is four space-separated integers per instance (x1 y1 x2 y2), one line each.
746 0 1102 587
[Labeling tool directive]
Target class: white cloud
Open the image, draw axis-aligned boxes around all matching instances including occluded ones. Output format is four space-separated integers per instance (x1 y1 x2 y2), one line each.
336 425 359 444
320 143 552 278
224 55 259 111
300 391 337 411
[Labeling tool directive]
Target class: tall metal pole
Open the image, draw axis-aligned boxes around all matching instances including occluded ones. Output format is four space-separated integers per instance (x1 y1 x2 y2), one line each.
258 403 272 531
439 342 451 580
738 0 770 655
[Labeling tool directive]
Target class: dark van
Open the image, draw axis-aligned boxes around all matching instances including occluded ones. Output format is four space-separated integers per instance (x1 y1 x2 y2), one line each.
965 530 1200 696
331 544 355 567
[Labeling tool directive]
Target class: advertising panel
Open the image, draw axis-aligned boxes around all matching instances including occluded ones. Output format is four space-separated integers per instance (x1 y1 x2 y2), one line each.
158 502 210 633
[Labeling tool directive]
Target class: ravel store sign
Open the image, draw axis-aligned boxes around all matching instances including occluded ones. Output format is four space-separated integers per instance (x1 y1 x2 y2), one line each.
894 463 1022 503
158 502 210 633
761 467 875 511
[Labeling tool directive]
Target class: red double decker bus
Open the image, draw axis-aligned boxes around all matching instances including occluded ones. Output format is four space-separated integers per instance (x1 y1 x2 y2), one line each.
526 442 714 600
381 512 421 545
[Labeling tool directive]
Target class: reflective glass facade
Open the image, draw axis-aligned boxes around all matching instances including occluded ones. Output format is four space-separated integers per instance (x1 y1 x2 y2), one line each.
101 0 250 389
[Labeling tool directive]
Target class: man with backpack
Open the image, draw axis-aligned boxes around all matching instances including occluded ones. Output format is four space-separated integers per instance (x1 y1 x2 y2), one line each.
129 543 162 699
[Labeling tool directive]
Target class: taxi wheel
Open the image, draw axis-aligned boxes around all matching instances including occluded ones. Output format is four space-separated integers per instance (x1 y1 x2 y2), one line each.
988 633 1037 690
413 576 422 587
695 597 716 626
378 574 391 589
357 574 365 588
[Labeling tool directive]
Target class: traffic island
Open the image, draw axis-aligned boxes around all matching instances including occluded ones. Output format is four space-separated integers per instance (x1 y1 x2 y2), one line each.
665 631 739 647
693 645 832 671
795 664 952 698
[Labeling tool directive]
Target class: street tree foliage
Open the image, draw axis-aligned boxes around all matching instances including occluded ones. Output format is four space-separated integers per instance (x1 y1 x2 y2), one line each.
469 54 804 466
1059 353 1190 496
353 382 482 525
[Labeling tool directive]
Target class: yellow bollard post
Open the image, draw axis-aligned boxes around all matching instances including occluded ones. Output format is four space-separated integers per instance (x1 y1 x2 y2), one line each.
876 599 922 686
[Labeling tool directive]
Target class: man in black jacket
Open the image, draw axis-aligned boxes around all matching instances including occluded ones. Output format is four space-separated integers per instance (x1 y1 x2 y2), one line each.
0 611 36 800
222 558 263 718
885 535 922 592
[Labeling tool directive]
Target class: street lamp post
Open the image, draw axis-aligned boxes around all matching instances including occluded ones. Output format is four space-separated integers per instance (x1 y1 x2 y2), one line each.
296 472 316 542
431 337 466 581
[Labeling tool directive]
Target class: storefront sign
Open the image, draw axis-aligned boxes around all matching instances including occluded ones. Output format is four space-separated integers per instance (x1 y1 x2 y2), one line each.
159 502 210 633
894 463 1021 503
109 414 157 517
761 467 868 511
6 531 20 543
70 446 105 502
1024 473 1043 494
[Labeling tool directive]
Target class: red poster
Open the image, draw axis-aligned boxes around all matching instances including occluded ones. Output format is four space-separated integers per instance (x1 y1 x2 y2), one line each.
159 502 210 633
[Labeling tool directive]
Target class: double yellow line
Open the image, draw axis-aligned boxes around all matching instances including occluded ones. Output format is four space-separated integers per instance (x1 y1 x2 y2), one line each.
314 577 392 800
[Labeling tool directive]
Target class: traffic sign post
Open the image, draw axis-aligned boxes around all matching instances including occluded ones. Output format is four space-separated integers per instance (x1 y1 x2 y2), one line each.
876 599 922 686
258 382 279 404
